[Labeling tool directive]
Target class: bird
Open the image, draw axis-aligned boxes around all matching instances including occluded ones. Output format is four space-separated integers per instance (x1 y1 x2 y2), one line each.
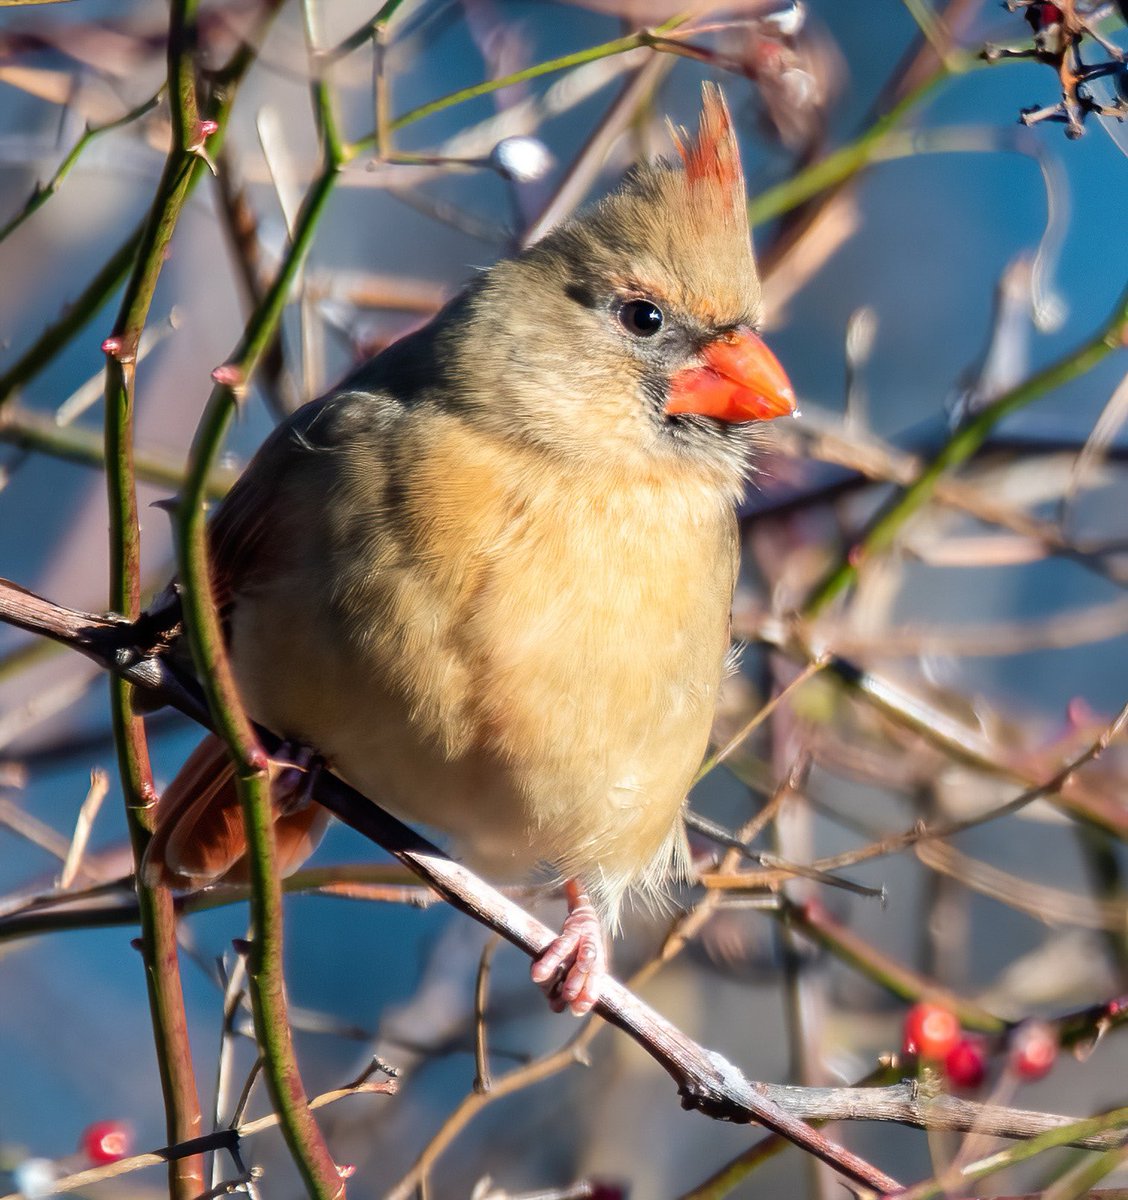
142 84 795 1016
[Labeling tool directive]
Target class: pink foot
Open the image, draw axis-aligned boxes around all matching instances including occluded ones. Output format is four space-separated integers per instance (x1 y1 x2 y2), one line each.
530 879 607 1016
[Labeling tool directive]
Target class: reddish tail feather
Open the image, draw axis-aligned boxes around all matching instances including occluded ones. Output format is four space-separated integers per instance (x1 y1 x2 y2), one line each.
142 734 330 889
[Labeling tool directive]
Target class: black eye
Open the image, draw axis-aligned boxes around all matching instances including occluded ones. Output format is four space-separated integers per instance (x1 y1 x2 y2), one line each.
618 299 663 337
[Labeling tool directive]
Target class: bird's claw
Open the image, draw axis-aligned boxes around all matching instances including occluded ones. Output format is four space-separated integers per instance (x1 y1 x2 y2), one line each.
530 882 606 1016
271 741 324 815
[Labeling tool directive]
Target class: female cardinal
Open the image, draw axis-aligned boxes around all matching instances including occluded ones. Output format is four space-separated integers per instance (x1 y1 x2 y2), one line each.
143 84 795 1015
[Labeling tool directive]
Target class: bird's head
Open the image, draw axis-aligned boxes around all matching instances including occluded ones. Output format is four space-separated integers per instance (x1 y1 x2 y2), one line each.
446 83 795 488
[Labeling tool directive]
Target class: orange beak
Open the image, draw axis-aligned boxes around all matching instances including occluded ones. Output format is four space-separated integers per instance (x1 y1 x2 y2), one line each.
665 328 795 423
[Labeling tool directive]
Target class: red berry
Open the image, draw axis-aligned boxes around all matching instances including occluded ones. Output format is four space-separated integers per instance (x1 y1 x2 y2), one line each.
903 1002 961 1062
944 1036 987 1089
1024 1 1063 29
1010 1021 1058 1080
80 1119 132 1164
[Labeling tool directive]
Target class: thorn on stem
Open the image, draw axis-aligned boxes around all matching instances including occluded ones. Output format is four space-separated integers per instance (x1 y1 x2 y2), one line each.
101 335 134 364
211 362 245 390
188 118 220 174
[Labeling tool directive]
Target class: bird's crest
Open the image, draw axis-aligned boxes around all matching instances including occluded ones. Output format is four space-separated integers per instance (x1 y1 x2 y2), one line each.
670 83 743 205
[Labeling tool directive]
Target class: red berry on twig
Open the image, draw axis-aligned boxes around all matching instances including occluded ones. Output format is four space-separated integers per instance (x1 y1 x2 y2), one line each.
80 1119 132 1165
1011 1021 1058 1080
944 1036 987 1089
903 1002 961 1062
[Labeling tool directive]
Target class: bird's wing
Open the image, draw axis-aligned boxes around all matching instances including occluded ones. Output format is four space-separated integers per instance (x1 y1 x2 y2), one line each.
206 387 405 623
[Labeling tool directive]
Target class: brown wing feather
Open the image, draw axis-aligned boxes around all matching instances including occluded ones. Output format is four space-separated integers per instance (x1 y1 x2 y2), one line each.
207 451 283 627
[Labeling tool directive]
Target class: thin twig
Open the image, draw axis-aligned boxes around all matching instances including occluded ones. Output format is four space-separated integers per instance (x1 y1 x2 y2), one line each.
0 86 163 246
0 1078 396 1200
473 935 499 1094
58 768 108 889
0 401 237 497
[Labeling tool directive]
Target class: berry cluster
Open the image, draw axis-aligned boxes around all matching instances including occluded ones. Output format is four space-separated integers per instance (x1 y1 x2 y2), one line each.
901 1002 1059 1088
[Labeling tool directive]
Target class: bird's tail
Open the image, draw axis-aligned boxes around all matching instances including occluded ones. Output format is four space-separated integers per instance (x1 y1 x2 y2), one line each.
141 733 330 889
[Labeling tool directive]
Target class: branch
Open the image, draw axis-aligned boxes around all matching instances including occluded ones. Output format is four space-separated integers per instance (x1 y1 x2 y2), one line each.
0 401 236 496
0 87 164 247
99 4 212 1190
0 1077 396 1200
752 618 1128 839
804 281 1128 615
890 1104 1128 1200
0 222 141 411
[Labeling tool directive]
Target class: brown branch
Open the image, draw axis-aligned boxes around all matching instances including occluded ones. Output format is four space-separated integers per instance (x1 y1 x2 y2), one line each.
916 840 1128 931
0 1078 396 1200
770 407 1127 587
707 698 1128 889
752 1081 1128 1153
752 619 1128 839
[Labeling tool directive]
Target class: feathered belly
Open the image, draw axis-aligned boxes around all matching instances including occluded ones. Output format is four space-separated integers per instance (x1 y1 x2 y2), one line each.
232 580 721 895
228 470 736 916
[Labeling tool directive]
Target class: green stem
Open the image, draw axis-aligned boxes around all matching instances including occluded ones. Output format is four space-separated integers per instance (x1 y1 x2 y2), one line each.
348 14 688 150
167 0 200 149
804 283 1128 616
896 1106 1128 1200
0 0 269 415
328 0 411 61
749 59 967 228
0 403 235 497
0 89 164 247
784 900 1006 1034
0 223 141 411
175 158 344 1200
101 4 208 1195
